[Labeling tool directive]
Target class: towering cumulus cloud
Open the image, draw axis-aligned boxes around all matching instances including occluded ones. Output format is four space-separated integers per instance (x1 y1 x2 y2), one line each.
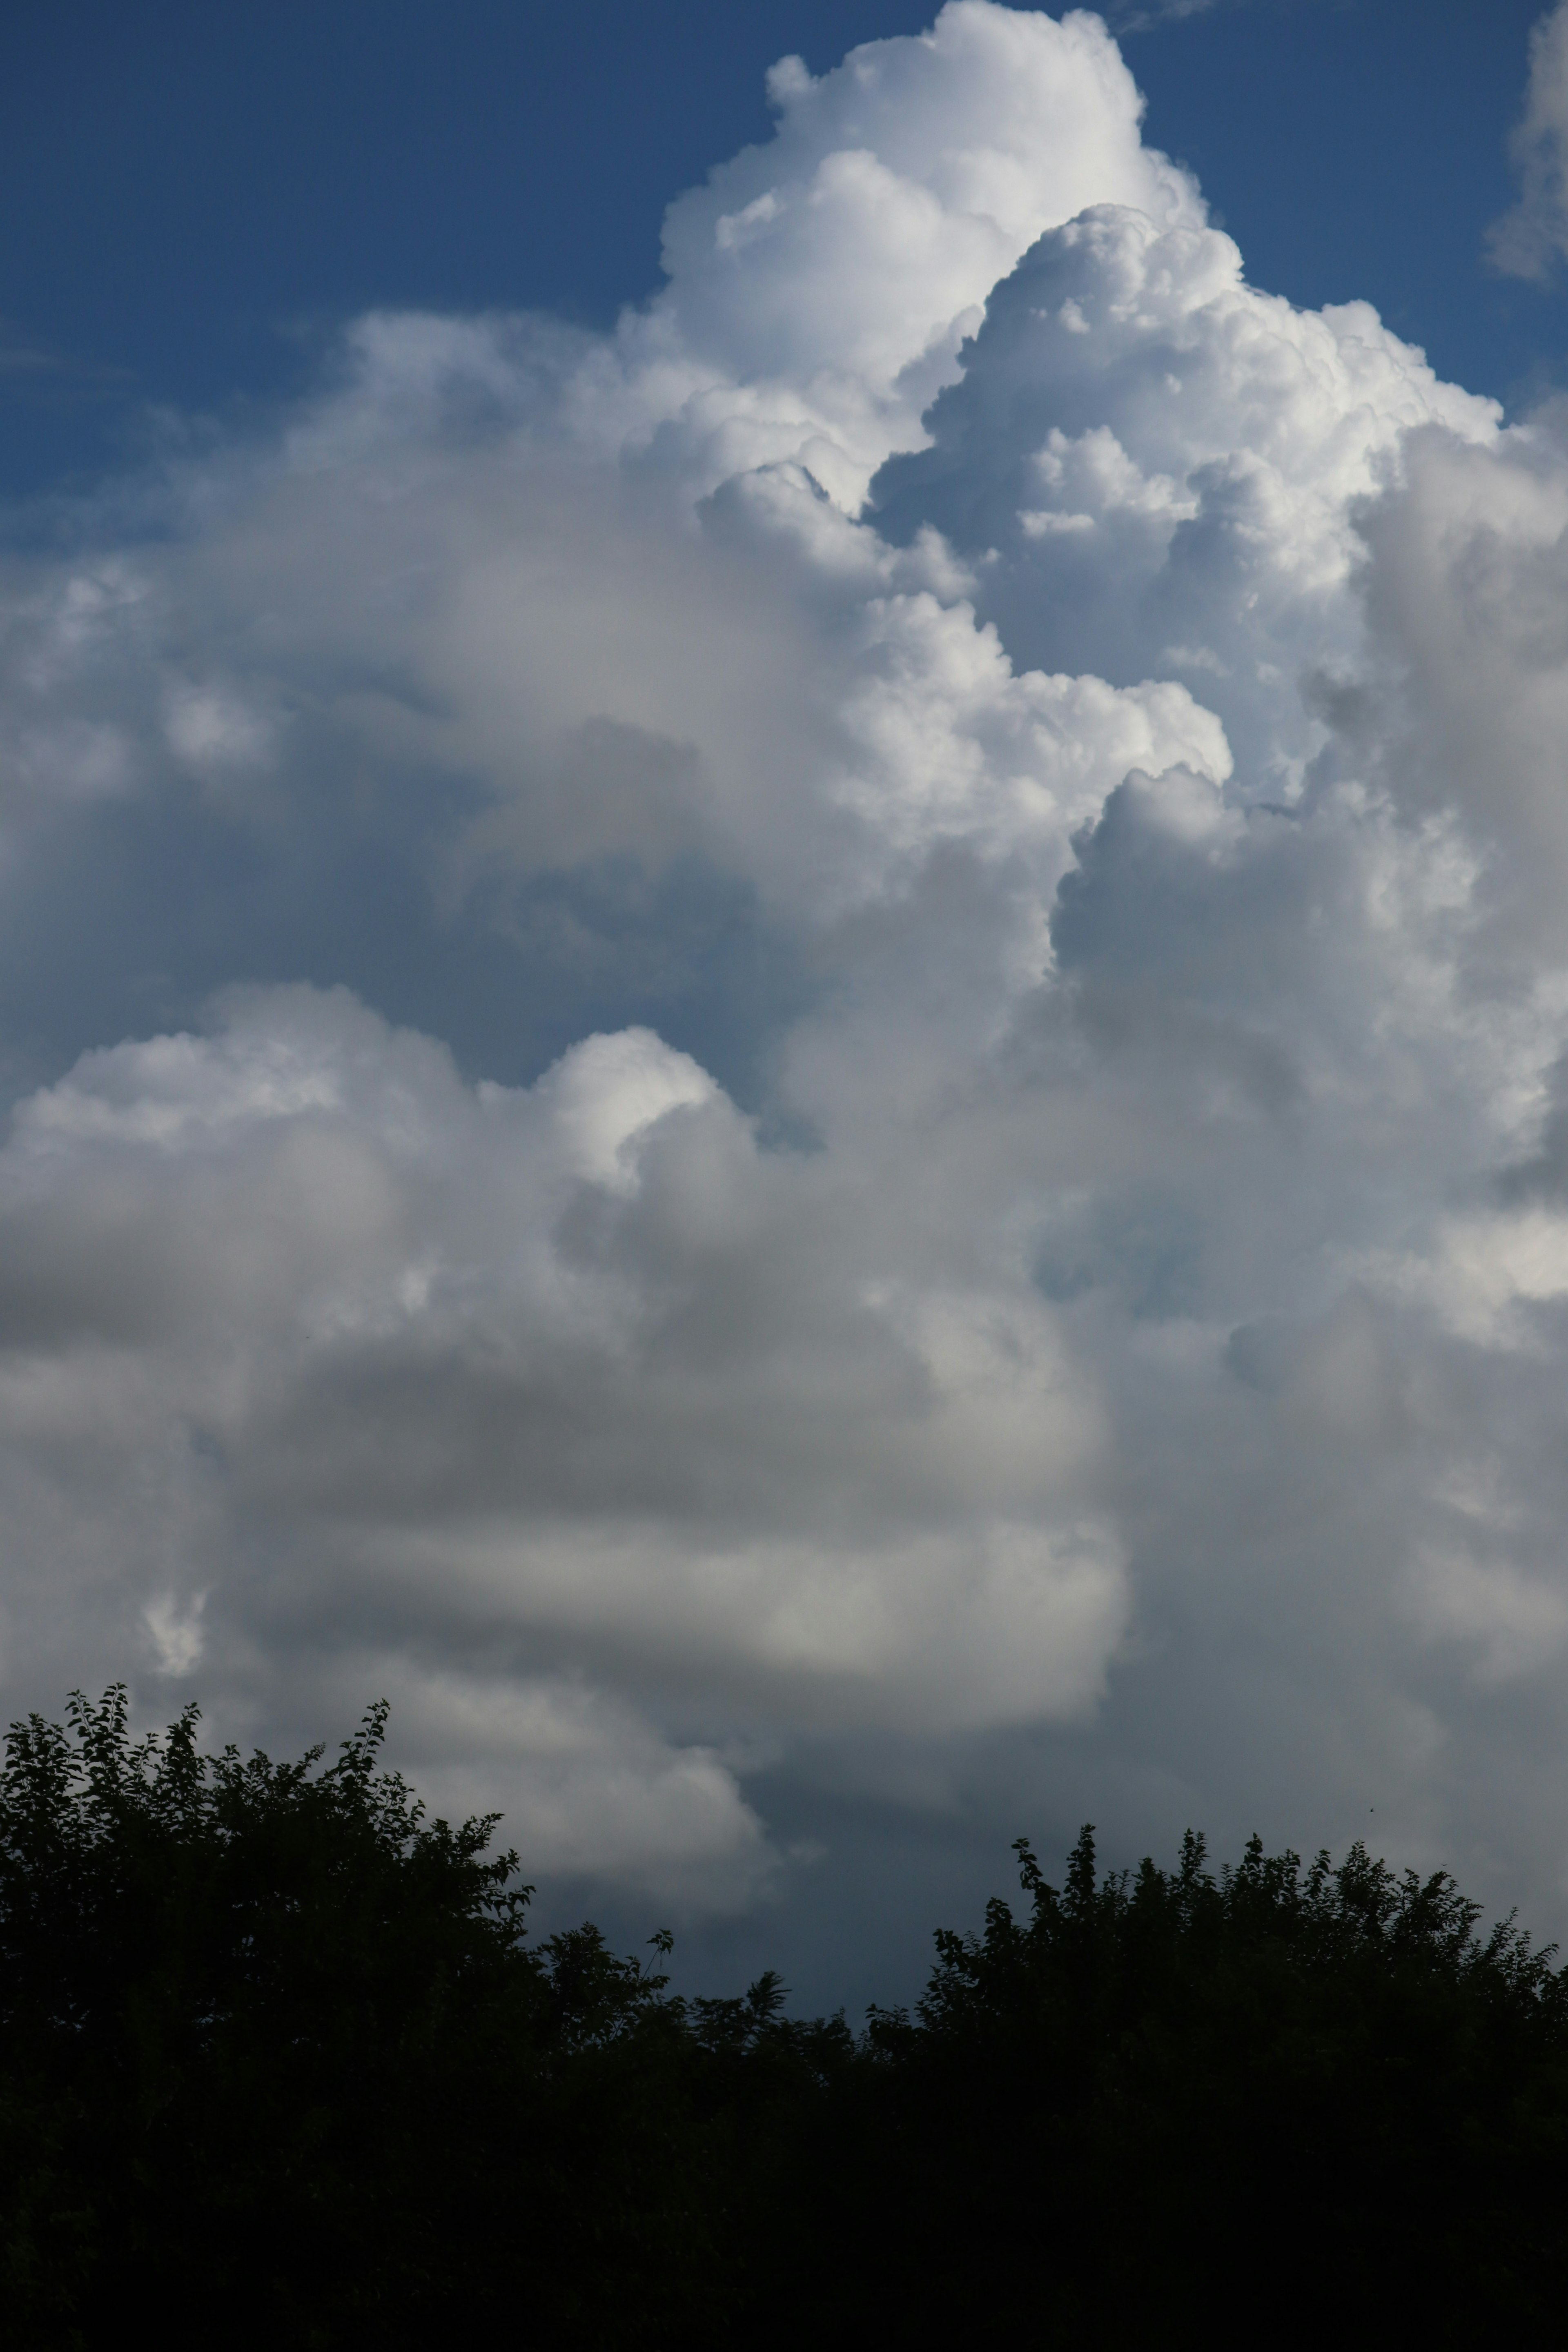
5 2 1568 1956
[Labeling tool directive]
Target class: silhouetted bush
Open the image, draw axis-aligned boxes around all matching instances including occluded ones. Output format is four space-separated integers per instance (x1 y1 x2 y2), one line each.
4 1691 1566 2347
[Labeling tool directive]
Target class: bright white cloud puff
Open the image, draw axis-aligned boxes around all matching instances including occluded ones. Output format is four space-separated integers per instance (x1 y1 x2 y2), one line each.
5 4 1568 1946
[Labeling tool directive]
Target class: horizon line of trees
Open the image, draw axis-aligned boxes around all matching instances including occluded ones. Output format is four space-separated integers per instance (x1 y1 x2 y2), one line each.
4 1687 1567 2346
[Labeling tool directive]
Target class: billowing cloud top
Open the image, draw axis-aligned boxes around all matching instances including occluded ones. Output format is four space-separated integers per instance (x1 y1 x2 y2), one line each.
2 3 1567 1953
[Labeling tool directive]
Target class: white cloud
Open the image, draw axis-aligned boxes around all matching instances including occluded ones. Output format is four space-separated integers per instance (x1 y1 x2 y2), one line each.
360 1668 773 1904
1489 0 1568 280
1407 1548 1568 1688
6 3 1568 1951
1105 0 1230 27
586 0 1204 504
869 201 1495 791
0 985 1125 1891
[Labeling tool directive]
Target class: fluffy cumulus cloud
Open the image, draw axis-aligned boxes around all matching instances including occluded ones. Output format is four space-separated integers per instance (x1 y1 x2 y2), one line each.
7 1 1568 1966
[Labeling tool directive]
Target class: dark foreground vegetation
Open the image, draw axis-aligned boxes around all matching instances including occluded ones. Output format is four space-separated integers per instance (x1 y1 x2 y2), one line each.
4 1694 1568 2348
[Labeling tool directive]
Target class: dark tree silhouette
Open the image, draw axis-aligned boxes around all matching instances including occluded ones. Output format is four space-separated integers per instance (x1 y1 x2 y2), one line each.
4 1692 1568 2348
824 1825 1568 2341
0 1688 827 2346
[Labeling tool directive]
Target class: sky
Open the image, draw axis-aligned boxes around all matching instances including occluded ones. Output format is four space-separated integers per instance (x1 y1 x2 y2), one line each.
8 0 1568 2009
1 0 1559 496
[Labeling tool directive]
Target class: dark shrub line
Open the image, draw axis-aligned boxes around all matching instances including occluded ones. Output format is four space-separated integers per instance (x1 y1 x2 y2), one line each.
3 1690 1565 2346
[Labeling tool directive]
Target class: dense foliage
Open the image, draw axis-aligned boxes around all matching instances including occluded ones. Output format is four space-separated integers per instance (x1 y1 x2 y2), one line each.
844 1827 1568 2339
4 1692 1568 2346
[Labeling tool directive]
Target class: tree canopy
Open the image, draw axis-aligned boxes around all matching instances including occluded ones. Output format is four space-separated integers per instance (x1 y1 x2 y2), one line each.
3 1690 1566 2346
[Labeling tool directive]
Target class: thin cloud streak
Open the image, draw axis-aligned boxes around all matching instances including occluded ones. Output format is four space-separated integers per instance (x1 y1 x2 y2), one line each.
1489 0 1568 278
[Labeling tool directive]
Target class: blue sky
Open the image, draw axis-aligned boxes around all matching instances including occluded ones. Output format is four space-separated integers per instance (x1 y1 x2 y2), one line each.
10 3 1568 2010
1 2 1557 496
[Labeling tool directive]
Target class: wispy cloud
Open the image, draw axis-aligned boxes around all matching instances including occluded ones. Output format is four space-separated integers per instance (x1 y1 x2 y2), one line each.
1488 0 1568 278
0 319 134 405
0 320 84 380
1105 0 1241 31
